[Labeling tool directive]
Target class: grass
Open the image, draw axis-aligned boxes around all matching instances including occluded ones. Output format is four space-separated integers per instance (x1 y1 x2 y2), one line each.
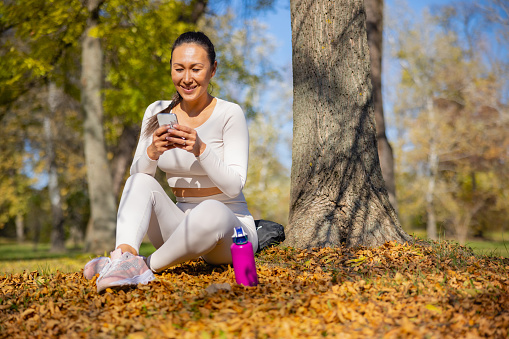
465 239 509 257
1 233 507 276
408 230 509 258
0 239 157 275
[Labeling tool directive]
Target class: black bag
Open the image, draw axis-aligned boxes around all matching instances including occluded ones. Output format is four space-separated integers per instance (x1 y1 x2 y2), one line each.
254 219 285 253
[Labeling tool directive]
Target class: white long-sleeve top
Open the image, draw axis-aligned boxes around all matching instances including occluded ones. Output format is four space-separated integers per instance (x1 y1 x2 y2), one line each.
130 98 250 205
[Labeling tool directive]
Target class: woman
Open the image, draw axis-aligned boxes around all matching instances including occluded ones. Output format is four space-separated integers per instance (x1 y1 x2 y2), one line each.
84 31 258 292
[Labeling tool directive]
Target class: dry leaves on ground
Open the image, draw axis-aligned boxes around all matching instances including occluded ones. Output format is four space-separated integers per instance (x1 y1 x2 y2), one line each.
1 241 508 338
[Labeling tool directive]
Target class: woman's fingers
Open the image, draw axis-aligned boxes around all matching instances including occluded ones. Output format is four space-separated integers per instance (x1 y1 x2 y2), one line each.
154 125 170 137
153 124 204 157
168 124 200 153
153 126 176 150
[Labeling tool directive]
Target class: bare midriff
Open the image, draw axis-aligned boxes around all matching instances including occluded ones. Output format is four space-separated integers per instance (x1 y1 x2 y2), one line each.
171 187 223 198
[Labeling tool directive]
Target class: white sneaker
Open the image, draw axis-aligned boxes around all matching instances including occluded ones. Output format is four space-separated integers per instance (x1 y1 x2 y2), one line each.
96 249 155 293
83 256 112 280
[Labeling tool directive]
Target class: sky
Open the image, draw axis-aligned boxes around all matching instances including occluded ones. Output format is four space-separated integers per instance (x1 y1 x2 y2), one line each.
258 0 465 71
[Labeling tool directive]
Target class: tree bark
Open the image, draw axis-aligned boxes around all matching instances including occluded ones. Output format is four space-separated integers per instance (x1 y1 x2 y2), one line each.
365 0 397 212
425 97 438 240
110 124 139 197
286 0 410 249
81 0 117 253
44 84 67 252
15 214 24 243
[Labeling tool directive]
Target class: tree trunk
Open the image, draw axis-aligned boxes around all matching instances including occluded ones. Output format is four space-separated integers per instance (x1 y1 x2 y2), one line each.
286 0 410 249
425 98 438 240
81 0 117 253
46 83 66 252
365 0 398 213
110 124 139 197
15 214 24 243
32 212 41 251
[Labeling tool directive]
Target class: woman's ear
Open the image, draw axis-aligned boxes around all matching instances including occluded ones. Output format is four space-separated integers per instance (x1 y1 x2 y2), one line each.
211 60 218 77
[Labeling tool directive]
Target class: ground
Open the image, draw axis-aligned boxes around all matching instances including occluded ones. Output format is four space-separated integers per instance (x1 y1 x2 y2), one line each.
1 240 508 338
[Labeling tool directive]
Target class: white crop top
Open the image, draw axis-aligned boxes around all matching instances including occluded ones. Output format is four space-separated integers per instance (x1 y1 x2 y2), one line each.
130 98 249 201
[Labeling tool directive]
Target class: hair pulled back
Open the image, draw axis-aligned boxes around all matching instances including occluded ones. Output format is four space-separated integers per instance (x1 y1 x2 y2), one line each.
143 31 216 138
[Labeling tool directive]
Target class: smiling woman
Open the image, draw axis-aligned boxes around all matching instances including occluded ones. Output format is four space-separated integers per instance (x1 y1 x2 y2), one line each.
82 31 258 293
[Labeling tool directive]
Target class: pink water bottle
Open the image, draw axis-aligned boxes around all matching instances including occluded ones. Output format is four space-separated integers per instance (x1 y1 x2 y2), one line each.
231 226 258 286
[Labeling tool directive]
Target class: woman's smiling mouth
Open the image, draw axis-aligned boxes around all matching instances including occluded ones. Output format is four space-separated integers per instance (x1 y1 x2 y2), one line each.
181 85 197 93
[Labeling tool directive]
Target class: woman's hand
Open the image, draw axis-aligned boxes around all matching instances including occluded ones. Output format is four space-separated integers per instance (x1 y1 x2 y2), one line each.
147 125 178 160
168 124 207 157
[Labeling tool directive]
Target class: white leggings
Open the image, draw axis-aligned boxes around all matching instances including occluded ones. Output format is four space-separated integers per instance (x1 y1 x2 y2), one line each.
115 173 257 272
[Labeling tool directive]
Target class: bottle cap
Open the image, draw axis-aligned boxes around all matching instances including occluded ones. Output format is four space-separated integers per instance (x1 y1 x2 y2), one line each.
232 226 248 245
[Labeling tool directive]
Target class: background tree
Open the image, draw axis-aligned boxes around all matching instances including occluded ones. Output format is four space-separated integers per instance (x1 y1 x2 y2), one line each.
0 0 86 248
365 0 397 212
45 83 66 252
80 0 118 253
388 2 509 243
285 0 410 248
244 113 291 225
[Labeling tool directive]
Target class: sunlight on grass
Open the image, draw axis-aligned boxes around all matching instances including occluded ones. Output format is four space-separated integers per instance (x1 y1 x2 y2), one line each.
407 230 509 258
0 240 159 275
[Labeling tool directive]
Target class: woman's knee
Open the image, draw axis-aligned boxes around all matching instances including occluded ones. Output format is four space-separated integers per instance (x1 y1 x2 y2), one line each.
194 200 232 220
125 173 159 188
118 173 162 215
191 200 237 233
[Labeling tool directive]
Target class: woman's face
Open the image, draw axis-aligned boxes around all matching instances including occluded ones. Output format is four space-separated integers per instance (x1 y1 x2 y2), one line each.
171 43 217 106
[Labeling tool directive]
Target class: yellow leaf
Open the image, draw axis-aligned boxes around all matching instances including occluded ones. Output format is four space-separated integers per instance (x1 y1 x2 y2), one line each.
87 26 100 38
425 304 442 313
346 256 367 267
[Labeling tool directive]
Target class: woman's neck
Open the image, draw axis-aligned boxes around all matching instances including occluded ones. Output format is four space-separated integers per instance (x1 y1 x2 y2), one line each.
179 94 214 117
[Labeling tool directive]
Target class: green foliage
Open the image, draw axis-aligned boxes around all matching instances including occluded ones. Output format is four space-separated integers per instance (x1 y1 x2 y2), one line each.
0 0 85 105
101 0 195 140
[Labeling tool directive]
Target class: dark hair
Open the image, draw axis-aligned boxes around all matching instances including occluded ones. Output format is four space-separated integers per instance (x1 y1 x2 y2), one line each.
143 31 216 138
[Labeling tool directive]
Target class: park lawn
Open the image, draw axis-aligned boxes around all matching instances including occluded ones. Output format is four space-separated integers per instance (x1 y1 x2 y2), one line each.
408 230 509 258
465 239 509 258
0 240 158 275
1 238 508 338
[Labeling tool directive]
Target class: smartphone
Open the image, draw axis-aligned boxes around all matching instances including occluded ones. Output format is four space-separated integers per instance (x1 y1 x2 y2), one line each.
157 112 178 128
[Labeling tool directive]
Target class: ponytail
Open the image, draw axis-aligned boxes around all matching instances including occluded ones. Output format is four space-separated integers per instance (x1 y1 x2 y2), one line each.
143 92 182 139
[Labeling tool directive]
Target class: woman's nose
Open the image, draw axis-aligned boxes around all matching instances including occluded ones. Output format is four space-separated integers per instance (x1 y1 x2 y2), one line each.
183 70 192 83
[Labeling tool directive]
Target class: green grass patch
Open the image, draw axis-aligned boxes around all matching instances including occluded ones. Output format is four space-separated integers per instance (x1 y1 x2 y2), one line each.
466 239 509 257
0 239 84 261
407 230 509 258
0 239 159 275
